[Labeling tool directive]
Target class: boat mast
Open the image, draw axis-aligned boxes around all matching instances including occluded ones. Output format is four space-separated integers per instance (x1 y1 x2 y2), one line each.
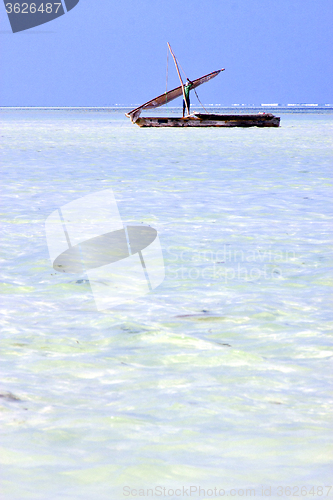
167 42 190 116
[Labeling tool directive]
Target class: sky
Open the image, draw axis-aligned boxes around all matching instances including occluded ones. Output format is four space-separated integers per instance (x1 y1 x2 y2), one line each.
0 0 332 106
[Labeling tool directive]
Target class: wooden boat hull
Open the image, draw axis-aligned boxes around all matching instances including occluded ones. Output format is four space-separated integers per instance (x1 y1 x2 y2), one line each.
135 113 280 128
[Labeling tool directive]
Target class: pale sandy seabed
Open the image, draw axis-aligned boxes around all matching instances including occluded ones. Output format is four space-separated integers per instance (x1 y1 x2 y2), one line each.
0 109 332 499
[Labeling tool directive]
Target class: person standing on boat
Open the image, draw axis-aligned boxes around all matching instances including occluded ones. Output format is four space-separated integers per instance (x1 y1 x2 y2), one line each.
183 78 193 117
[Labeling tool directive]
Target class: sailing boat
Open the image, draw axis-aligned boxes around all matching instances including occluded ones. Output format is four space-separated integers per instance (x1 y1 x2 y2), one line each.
126 44 280 128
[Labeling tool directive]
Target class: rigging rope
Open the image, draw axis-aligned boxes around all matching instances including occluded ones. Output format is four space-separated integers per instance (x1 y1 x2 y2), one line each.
165 46 169 107
193 88 209 113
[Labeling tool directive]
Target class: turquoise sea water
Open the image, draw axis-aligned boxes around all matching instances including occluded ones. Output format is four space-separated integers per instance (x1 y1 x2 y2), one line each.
1 109 332 500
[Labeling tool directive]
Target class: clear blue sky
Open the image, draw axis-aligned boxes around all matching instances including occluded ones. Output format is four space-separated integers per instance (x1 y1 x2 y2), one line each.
0 0 332 106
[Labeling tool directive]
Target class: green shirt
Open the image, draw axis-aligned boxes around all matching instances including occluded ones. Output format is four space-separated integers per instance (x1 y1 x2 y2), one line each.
184 82 192 100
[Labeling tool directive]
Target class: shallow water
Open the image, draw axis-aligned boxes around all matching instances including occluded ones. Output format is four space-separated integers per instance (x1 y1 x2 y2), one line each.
1 109 332 499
